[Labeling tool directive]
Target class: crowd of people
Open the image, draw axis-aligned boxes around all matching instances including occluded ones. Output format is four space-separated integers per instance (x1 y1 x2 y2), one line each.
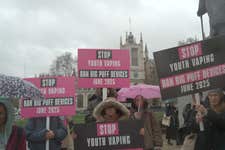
163 89 225 150
0 88 225 150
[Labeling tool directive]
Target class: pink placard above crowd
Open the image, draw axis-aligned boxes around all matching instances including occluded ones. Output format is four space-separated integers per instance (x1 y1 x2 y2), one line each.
21 76 76 118
78 49 130 88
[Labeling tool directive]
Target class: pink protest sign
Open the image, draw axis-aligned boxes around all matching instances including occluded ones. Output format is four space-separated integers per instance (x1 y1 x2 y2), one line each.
21 76 76 118
78 49 130 88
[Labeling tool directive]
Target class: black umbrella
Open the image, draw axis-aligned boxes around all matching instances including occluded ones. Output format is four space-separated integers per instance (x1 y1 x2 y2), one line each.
0 74 44 99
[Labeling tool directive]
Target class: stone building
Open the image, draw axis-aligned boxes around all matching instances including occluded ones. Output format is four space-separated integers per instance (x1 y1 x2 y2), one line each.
120 32 158 85
76 32 159 111
120 32 145 84
144 45 159 85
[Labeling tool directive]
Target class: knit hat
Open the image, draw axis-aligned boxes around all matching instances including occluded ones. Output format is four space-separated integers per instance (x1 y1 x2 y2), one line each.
207 88 225 101
207 88 224 95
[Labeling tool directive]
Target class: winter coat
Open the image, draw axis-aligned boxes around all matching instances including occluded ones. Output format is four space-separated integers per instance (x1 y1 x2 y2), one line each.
5 125 26 150
130 111 163 150
25 116 67 150
206 108 225 150
0 98 26 150
165 105 179 140
166 105 179 128
182 104 212 150
143 111 162 150
182 104 198 133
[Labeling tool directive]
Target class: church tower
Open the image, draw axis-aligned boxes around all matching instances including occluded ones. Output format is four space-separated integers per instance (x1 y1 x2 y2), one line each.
120 32 145 84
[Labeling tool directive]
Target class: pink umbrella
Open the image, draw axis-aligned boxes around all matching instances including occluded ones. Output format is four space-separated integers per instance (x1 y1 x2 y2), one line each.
117 84 161 101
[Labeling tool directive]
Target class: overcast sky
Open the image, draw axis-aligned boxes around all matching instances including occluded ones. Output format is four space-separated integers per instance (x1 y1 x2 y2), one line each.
0 0 210 78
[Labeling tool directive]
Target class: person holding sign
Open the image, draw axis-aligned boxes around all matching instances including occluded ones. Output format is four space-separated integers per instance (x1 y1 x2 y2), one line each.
0 98 26 150
93 97 129 122
85 88 117 123
180 95 212 150
92 97 143 150
130 95 163 150
25 116 67 150
196 89 225 150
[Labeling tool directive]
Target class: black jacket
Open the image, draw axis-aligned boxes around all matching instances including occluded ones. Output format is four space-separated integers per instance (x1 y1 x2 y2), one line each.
182 104 212 150
206 109 225 150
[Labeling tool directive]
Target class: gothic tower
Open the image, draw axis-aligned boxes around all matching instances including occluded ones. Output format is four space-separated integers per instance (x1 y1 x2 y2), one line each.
120 32 145 84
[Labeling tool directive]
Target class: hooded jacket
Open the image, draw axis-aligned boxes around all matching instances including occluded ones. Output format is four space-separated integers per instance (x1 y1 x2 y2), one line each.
93 97 130 122
0 97 26 150
206 101 225 150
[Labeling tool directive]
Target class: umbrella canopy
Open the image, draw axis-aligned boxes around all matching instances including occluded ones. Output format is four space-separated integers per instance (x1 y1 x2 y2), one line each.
117 84 161 101
0 74 44 99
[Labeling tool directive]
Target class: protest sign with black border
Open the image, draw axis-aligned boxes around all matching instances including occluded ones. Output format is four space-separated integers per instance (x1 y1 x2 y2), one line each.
153 35 225 99
74 120 144 150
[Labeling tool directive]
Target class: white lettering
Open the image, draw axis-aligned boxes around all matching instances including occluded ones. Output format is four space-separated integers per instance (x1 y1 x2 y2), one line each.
36 107 46 114
103 60 121 67
87 137 106 147
48 107 59 113
98 71 110 78
93 78 103 85
108 136 131 146
181 83 194 93
191 53 214 67
79 70 89 78
23 100 33 107
88 60 103 67
169 60 190 72
175 75 186 85
161 78 175 88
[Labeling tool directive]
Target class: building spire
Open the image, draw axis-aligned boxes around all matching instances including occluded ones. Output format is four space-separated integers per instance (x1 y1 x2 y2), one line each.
140 32 143 43
145 44 149 60
126 32 128 42
120 36 123 46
